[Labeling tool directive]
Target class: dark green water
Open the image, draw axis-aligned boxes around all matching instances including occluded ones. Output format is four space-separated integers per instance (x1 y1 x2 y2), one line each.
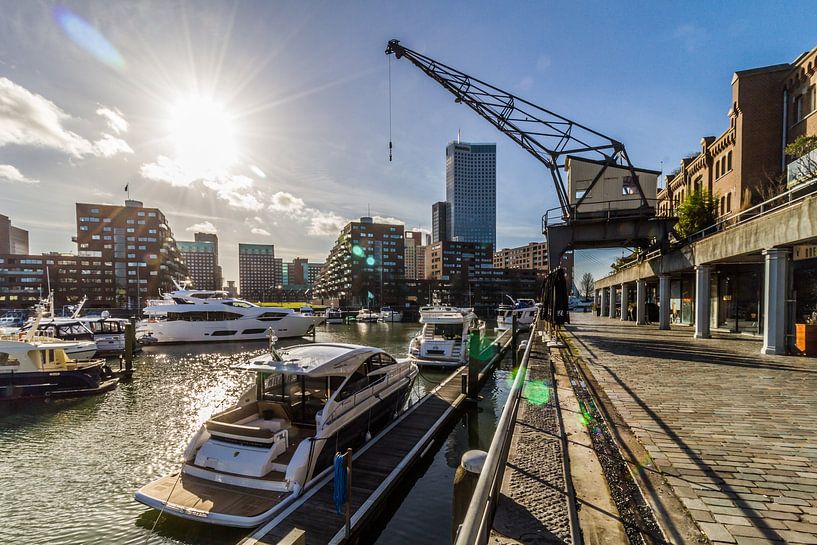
0 322 510 545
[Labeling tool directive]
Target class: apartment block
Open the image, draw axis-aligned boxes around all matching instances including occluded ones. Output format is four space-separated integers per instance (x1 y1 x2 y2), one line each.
177 240 217 290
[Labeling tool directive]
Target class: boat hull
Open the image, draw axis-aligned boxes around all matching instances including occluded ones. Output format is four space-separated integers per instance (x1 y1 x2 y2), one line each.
136 315 315 344
0 362 118 401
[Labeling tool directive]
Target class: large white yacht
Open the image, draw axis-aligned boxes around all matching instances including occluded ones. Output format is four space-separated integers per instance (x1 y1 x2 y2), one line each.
136 288 320 344
408 307 486 368
496 297 541 330
135 341 418 527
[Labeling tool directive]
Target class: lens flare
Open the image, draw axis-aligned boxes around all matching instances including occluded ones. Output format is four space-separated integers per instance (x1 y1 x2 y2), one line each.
53 6 125 70
523 380 551 406
351 245 365 258
365 256 376 266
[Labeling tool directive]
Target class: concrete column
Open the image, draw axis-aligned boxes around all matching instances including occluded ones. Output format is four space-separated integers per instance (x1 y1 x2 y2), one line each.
658 275 671 330
694 265 711 339
600 287 609 317
636 279 647 325
620 282 629 322
608 286 617 319
761 248 791 355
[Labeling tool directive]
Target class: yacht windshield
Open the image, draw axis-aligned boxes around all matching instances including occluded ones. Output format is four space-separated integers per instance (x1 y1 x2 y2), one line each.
435 323 463 341
261 373 332 426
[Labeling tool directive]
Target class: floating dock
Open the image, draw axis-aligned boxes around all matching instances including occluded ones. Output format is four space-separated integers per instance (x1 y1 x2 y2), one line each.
241 330 514 545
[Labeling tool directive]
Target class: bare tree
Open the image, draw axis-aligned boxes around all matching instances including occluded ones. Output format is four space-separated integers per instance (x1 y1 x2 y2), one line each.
579 272 594 299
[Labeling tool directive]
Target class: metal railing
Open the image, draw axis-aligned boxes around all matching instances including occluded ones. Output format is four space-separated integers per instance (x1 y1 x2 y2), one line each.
453 322 537 545
542 198 661 232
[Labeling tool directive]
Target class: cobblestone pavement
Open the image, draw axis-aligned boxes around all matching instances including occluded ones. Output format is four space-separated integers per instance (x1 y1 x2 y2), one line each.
567 313 817 545
491 332 573 544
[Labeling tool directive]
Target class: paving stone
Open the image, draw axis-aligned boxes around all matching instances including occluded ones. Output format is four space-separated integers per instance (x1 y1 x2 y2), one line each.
566 315 817 545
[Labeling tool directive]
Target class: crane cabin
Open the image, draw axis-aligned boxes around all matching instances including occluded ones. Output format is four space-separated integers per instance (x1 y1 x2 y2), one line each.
566 156 660 219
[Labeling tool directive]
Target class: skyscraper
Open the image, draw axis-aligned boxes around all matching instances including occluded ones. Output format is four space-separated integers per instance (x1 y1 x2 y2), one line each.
194 232 222 289
431 201 450 243
445 141 496 247
177 240 216 290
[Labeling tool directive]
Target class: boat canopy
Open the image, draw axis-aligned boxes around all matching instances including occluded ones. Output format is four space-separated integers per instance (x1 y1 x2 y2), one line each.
419 307 475 324
234 343 383 377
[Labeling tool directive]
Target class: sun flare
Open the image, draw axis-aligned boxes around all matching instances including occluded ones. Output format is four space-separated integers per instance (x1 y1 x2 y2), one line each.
168 96 238 176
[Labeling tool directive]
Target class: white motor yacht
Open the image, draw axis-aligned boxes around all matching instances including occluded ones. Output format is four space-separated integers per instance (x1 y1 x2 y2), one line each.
496 297 541 330
324 308 344 324
379 307 403 323
136 288 317 344
135 342 418 527
408 307 486 368
78 312 133 357
356 309 380 323
17 319 99 360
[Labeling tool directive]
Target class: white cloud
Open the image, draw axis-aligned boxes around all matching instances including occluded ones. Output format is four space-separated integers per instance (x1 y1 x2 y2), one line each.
203 175 263 211
268 191 307 216
0 77 129 158
250 165 266 178
186 221 217 234
308 211 347 236
93 133 133 157
251 227 271 236
96 106 128 134
140 155 198 187
0 164 39 184
372 215 404 225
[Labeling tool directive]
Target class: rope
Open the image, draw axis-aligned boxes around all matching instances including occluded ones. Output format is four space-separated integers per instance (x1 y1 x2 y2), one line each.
333 453 348 514
143 467 183 544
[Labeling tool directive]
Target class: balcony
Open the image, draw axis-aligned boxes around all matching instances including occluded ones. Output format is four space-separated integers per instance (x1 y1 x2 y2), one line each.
787 149 817 188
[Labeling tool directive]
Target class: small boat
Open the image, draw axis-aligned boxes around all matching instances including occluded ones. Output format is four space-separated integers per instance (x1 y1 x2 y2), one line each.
324 308 344 324
0 312 118 401
408 307 486 368
356 308 380 323
295 306 325 326
496 297 541 330
78 312 135 357
135 341 418 527
17 319 99 361
379 306 403 323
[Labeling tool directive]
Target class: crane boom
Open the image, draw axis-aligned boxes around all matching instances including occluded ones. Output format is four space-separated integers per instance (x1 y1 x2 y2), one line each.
385 39 652 219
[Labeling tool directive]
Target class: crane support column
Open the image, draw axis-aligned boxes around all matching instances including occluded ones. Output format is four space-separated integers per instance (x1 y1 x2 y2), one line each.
636 279 647 325
620 282 629 322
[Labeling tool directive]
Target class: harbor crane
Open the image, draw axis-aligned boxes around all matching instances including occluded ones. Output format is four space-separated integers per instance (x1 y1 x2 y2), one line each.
386 39 675 268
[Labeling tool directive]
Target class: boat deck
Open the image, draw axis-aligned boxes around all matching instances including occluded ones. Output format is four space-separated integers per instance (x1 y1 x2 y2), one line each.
140 473 290 518
244 329 513 545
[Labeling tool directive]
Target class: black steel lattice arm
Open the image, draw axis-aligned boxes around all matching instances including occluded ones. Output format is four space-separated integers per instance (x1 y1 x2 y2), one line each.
385 39 651 218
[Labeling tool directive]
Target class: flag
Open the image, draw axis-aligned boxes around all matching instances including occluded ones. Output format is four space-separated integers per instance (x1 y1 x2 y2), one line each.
124 183 129 192
367 291 374 300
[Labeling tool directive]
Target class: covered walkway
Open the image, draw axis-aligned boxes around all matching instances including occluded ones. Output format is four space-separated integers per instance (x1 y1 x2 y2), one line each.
566 313 817 544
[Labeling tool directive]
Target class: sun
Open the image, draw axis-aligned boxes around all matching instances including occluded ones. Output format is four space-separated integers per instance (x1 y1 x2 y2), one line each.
168 96 238 177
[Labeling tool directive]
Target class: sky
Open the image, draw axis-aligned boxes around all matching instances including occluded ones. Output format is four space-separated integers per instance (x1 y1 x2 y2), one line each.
0 1 815 287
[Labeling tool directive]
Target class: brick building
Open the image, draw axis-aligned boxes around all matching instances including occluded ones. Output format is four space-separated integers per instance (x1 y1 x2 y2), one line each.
404 230 429 280
238 243 280 301
493 242 548 270
75 200 186 309
177 240 217 290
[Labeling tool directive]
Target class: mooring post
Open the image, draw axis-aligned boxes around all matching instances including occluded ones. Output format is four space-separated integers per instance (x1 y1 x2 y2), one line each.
345 447 352 538
124 319 135 373
467 332 480 401
511 313 518 365
452 449 487 544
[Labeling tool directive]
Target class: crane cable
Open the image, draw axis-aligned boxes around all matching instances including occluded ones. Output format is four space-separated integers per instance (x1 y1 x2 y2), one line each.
388 54 393 162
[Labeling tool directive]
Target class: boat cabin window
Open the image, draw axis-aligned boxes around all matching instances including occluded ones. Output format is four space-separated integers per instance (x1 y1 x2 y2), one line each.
261 373 330 426
258 312 287 321
335 366 369 401
56 323 93 337
165 311 242 322
436 323 463 341
368 352 397 370
224 301 253 308
0 352 19 366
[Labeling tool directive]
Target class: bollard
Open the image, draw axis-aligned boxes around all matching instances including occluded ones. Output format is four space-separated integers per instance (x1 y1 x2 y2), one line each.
124 321 135 373
452 449 488 544
467 332 480 401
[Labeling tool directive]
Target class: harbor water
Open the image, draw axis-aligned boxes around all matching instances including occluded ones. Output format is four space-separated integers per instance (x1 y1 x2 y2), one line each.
0 322 512 545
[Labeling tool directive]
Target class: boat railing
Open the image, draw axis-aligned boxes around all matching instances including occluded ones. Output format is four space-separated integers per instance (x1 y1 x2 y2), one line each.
453 321 538 545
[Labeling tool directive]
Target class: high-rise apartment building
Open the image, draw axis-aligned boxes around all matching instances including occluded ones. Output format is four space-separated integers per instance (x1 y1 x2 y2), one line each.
194 232 222 289
313 217 405 307
431 201 451 243
446 141 496 247
493 242 548 271
238 243 278 301
404 230 429 280
177 240 216 290
74 200 187 309
0 214 29 255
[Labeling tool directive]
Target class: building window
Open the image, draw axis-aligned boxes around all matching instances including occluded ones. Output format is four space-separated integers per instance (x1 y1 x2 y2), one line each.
715 161 720 178
726 151 732 171
726 192 732 213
